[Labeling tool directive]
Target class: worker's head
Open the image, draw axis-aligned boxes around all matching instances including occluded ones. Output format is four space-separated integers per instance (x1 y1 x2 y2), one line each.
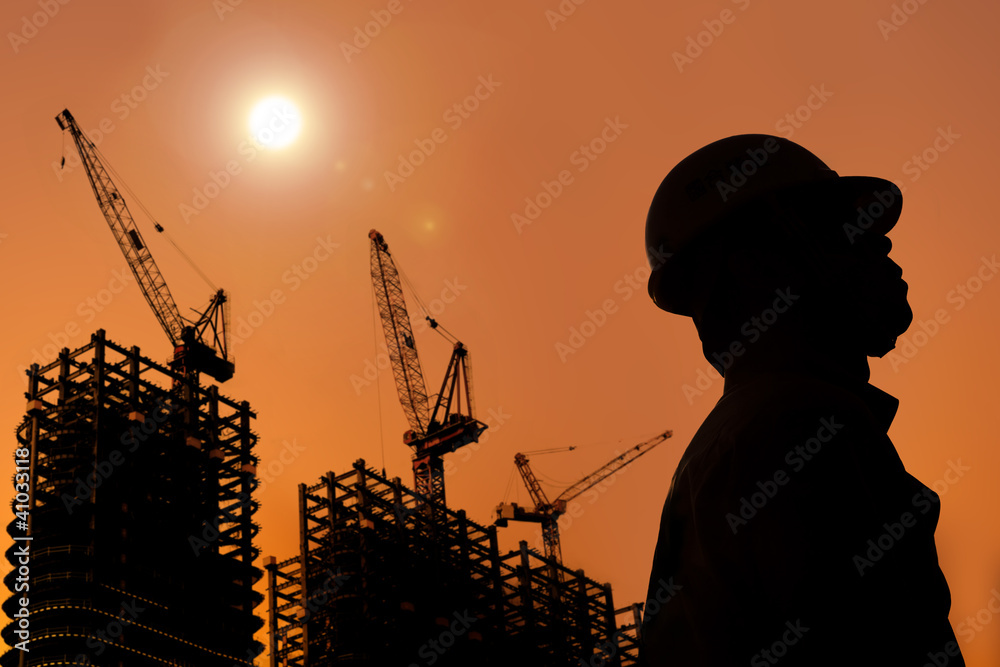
645 134 912 374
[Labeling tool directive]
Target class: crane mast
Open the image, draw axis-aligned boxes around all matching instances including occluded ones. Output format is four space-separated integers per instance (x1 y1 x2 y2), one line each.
496 430 673 566
369 229 432 434
56 109 234 383
369 229 486 506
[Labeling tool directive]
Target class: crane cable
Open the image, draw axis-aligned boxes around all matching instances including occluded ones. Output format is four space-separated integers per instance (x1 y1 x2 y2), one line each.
63 130 218 294
536 470 579 488
522 446 577 456
502 465 517 504
395 262 459 345
371 282 387 477
91 142 218 292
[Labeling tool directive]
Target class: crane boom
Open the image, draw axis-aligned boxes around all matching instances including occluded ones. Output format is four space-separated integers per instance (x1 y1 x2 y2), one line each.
57 109 234 383
57 109 185 344
369 229 431 435
555 430 673 504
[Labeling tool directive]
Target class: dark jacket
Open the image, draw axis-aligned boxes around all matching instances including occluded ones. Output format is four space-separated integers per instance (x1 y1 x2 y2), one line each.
640 370 963 666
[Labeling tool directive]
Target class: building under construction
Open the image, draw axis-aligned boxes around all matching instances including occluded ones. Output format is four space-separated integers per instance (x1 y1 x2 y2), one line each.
1 330 263 666
266 460 643 667
257 229 646 666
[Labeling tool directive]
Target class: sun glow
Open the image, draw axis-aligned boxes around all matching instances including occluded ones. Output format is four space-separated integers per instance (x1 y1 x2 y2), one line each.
249 96 301 149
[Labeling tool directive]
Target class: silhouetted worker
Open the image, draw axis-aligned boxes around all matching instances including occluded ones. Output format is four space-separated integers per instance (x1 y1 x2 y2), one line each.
639 135 965 666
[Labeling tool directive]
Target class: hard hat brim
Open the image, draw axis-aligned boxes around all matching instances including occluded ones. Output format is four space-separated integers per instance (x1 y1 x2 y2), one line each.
648 174 904 316
790 175 903 237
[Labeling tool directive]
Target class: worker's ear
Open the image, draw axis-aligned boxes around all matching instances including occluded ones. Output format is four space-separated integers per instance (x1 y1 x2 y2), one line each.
724 240 819 295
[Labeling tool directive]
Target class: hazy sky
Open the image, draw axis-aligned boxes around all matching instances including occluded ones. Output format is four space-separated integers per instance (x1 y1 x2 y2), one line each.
2 0 998 664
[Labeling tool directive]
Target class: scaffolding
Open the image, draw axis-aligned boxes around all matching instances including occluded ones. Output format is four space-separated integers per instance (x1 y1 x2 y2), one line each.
267 459 642 667
1 329 263 666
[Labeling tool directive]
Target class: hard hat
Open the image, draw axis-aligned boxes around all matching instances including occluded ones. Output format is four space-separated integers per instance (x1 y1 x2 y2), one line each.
645 134 903 316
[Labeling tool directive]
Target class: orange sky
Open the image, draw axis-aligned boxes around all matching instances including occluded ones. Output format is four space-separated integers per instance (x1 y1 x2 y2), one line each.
2 0 998 664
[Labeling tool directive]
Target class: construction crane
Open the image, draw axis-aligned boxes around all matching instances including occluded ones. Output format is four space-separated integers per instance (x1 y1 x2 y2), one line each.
56 109 233 383
495 430 673 566
368 229 487 506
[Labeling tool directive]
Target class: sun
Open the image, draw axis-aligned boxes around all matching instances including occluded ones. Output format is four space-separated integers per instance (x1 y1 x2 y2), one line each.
249 96 302 149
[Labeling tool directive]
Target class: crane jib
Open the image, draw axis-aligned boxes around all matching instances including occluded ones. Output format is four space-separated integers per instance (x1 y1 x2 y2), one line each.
56 108 235 383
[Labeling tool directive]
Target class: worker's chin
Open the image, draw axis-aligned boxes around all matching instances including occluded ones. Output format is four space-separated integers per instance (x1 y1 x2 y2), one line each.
867 335 899 359
864 300 913 358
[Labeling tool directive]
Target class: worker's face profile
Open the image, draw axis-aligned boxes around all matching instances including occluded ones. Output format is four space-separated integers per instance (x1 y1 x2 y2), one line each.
810 216 914 358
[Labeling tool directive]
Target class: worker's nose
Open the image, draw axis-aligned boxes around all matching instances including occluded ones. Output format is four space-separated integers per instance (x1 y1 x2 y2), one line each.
853 233 891 257
872 235 892 256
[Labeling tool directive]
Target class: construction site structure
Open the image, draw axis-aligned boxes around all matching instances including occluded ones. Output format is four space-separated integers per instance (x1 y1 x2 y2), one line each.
266 459 643 667
368 230 486 507
496 430 673 566
1 330 263 666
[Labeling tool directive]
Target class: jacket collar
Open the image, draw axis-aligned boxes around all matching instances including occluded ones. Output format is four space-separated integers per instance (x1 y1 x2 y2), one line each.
854 381 899 434
723 368 899 434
